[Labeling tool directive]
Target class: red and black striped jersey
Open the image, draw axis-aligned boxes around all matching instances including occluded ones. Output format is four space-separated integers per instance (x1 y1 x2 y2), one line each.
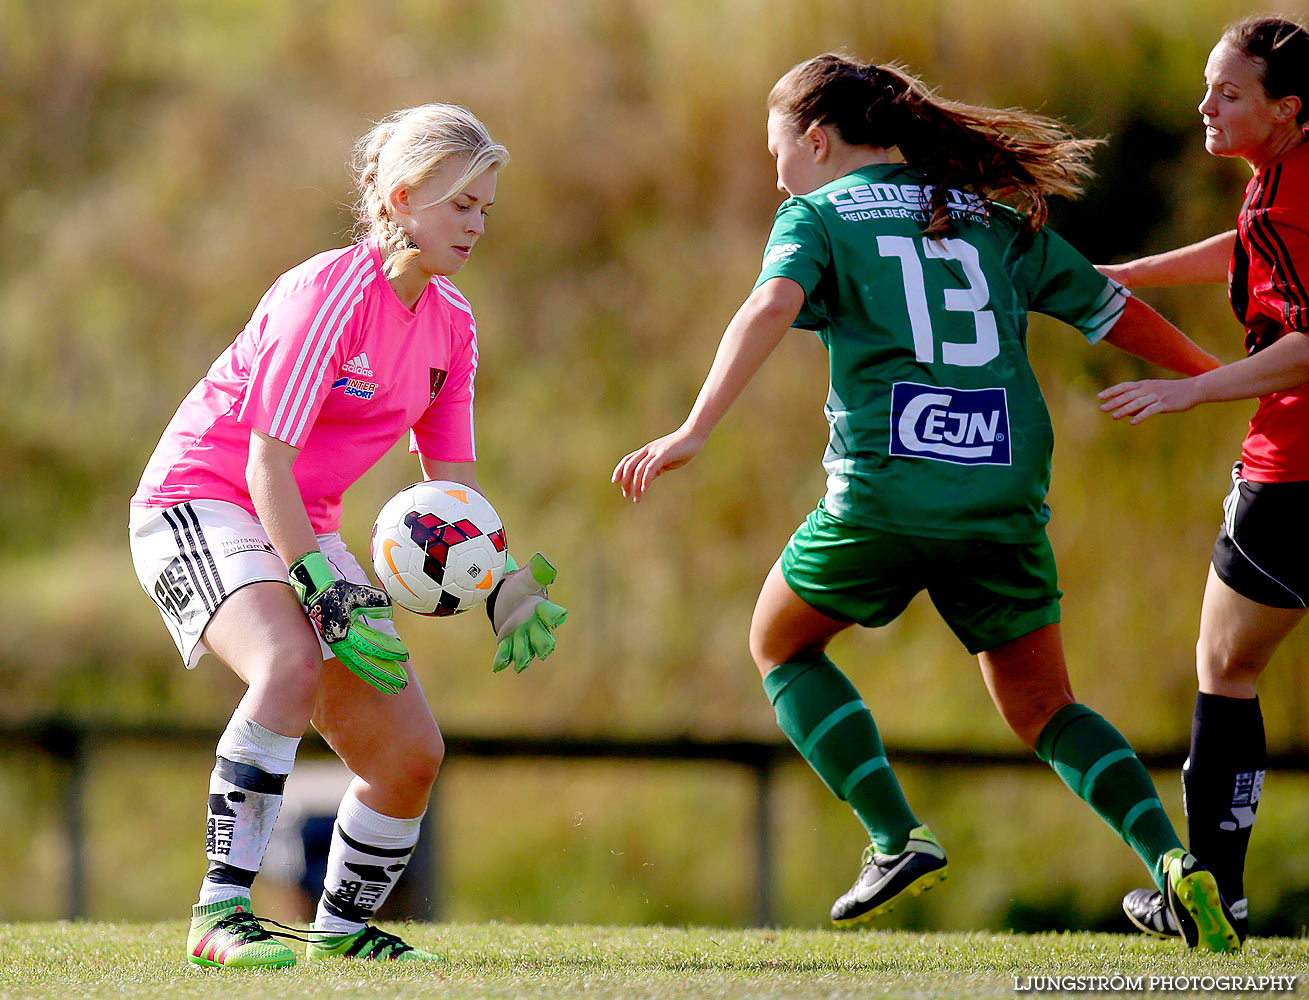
1232 135 1309 482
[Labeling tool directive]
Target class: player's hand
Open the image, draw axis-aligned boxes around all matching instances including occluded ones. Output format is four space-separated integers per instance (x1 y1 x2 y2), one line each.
612 427 705 502
288 551 410 694
1098 377 1200 424
487 552 567 672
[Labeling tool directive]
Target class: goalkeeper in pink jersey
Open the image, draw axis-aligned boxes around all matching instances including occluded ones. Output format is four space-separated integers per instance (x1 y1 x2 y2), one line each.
128 104 566 968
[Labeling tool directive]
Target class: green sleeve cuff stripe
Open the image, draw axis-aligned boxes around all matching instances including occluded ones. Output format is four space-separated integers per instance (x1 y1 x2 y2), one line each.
839 755 890 800
1122 797 1164 835
799 699 866 757
1078 747 1138 799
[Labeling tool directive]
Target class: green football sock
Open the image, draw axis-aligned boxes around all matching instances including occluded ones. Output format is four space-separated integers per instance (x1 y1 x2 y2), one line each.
763 652 919 853
1036 703 1182 893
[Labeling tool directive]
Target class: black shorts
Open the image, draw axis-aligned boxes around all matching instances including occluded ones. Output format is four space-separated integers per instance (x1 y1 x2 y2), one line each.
1211 464 1309 609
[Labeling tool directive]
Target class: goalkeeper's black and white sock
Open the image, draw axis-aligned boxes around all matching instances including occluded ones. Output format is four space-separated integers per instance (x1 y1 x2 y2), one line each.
1183 692 1265 904
199 709 300 906
314 789 423 936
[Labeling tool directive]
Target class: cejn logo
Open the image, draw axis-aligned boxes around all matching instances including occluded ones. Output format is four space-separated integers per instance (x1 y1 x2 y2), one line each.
889 382 1010 465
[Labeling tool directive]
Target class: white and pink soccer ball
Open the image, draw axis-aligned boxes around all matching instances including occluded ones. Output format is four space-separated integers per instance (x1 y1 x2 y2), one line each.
370 480 508 616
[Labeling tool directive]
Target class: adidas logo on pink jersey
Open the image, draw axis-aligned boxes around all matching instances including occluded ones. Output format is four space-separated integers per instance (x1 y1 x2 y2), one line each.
342 353 374 376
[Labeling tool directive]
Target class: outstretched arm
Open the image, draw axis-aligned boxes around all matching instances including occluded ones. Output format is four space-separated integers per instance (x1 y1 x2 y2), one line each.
1098 231 1236 288
612 276 805 502
1101 296 1221 376
1100 329 1309 424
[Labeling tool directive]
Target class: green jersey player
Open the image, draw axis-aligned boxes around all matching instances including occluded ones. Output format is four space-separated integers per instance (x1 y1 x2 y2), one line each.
614 52 1241 951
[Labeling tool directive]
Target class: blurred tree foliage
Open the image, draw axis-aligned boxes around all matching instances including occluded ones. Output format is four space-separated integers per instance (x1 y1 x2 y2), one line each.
3 0 1306 754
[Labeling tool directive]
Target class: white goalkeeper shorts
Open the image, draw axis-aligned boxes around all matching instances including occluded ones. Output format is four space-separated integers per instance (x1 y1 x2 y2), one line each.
128 499 400 670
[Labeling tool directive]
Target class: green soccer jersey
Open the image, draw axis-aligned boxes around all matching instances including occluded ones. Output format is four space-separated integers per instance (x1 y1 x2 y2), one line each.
755 163 1127 542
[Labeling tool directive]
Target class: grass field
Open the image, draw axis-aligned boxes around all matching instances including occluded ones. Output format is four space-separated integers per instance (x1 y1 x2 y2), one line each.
0 922 1305 1000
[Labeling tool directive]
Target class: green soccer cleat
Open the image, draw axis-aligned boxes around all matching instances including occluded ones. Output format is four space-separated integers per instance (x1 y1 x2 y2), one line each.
305 925 440 962
187 898 297 968
830 824 949 927
1162 849 1243 953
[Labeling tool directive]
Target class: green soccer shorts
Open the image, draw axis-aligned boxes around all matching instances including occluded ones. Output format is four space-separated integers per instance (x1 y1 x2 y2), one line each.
780 503 1062 655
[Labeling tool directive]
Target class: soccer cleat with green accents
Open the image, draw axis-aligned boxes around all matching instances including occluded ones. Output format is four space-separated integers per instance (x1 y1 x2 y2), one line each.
1124 886 1249 942
187 898 297 968
830 824 949 926
306 925 440 962
1162 849 1243 952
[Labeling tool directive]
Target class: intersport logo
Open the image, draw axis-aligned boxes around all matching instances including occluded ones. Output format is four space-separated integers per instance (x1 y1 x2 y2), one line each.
332 376 377 400
888 381 1010 465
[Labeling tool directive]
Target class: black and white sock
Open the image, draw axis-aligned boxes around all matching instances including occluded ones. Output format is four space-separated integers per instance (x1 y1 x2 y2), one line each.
199 710 300 906
314 788 422 936
1182 692 1265 904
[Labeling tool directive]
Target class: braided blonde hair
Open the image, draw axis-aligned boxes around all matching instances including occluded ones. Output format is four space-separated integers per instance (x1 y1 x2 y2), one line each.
351 104 509 278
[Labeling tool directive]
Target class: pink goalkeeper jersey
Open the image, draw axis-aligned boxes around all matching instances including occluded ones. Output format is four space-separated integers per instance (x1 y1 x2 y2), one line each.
132 240 478 533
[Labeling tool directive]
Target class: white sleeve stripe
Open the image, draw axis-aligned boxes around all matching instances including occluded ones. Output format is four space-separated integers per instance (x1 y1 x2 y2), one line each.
276 267 373 442
285 273 375 444
436 287 474 317
270 257 371 440
268 252 372 439
268 252 369 438
433 274 465 298
433 276 475 316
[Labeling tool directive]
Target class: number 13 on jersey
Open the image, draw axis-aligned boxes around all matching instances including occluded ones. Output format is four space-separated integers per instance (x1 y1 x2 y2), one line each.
877 236 999 367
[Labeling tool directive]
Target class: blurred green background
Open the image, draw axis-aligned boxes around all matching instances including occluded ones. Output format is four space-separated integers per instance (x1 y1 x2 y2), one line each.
3 0 1308 933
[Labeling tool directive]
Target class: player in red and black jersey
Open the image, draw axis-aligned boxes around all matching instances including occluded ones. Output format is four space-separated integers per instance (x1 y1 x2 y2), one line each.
1229 137 1309 477
1098 15 1309 943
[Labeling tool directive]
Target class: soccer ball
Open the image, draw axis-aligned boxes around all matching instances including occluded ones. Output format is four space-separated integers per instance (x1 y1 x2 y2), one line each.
370 480 508 616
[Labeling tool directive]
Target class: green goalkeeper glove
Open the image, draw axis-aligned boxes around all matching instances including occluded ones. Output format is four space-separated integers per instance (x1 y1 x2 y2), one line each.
486 552 568 673
288 551 410 694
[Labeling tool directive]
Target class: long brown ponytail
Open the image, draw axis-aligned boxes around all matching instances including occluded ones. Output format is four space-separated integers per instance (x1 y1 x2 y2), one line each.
768 54 1101 234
